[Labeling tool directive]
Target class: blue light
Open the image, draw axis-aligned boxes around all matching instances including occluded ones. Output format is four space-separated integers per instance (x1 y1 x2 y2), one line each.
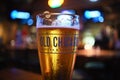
10 10 30 19
92 17 99 22
90 11 101 17
84 10 90 19
98 16 104 22
10 10 18 19
17 12 30 19
84 10 101 19
27 19 33 26
92 16 104 23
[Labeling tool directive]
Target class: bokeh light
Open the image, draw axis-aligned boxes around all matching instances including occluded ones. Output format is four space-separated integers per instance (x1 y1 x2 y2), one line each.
83 36 95 49
89 0 98 2
27 19 34 26
84 10 101 19
10 10 30 19
48 0 64 8
61 10 75 14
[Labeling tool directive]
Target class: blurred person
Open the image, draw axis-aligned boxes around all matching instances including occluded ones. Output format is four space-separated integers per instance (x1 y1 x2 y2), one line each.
94 24 111 50
101 26 110 49
15 30 23 48
0 37 6 50
0 37 4 49
0 37 6 58
112 28 120 50
0 37 3 45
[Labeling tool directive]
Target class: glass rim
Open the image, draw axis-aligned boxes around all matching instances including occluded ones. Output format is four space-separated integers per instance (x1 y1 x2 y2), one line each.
36 12 79 17
36 11 80 30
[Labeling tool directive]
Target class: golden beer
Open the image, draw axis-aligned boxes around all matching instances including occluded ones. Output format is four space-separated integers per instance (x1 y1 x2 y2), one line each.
36 12 80 80
37 28 79 80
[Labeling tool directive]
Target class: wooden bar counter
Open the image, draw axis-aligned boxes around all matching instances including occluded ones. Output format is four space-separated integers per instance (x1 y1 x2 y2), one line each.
0 68 41 80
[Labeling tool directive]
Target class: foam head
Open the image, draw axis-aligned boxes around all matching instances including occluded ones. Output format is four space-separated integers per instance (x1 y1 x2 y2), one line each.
36 12 80 30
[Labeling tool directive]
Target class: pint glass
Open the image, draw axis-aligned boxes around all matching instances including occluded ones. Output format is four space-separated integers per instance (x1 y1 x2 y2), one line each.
36 11 80 80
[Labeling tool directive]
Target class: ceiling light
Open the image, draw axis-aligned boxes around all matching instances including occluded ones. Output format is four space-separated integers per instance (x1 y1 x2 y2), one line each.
89 0 98 2
48 0 64 8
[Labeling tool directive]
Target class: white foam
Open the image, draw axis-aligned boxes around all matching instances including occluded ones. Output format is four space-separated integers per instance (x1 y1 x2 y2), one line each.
36 25 80 30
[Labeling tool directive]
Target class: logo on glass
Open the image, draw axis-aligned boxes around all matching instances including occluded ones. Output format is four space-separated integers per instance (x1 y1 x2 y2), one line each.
39 33 79 54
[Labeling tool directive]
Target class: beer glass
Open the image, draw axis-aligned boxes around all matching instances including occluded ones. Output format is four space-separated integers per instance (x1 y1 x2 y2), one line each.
36 11 80 80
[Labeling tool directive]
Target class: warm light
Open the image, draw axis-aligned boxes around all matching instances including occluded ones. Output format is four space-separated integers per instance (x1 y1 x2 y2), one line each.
0 24 3 37
84 44 93 50
83 36 95 47
51 54 59 71
11 40 15 47
45 54 51 73
48 0 64 8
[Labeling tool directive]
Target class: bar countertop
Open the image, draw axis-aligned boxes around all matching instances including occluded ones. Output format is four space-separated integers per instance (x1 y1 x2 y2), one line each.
0 68 41 80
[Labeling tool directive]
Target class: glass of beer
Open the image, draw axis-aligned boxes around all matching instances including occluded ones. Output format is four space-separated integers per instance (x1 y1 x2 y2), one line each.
36 11 80 80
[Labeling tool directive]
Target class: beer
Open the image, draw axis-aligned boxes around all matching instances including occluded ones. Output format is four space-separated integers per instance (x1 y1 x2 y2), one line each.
36 12 80 80
39 53 76 80
37 27 79 80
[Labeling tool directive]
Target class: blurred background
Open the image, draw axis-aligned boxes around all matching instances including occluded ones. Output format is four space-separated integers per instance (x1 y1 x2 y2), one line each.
0 0 120 50
0 0 120 80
